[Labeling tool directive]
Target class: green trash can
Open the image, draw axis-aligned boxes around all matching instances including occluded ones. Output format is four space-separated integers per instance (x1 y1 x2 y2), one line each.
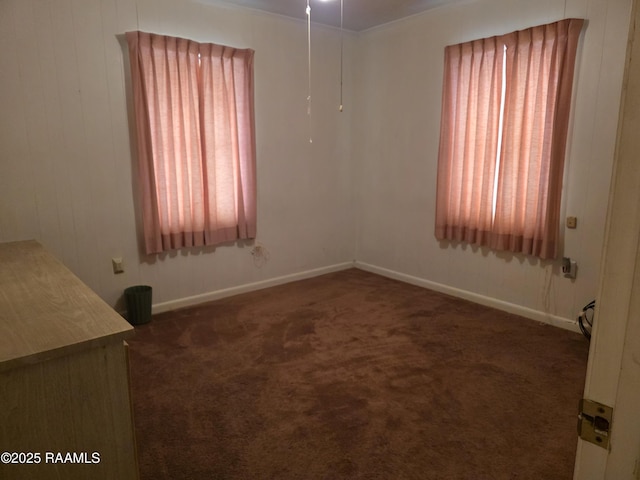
124 285 152 325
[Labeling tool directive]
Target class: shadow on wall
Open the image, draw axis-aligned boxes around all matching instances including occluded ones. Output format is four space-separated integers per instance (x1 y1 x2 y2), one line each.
437 238 558 270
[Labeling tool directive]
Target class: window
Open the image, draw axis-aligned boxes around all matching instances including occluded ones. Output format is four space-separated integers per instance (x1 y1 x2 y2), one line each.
435 19 583 260
126 31 257 255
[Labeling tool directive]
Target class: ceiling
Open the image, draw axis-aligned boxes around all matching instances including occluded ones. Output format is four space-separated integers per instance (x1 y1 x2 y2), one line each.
210 0 461 32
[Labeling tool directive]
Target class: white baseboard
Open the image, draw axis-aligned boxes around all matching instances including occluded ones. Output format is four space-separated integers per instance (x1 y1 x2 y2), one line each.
354 261 580 334
148 259 580 334
151 262 355 314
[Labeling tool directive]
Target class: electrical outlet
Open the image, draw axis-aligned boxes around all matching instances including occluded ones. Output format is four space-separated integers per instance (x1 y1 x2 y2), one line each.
562 257 577 279
250 243 269 268
566 216 578 229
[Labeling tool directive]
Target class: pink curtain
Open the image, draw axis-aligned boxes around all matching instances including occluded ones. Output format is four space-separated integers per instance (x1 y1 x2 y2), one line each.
435 36 504 245
435 19 584 260
126 31 256 255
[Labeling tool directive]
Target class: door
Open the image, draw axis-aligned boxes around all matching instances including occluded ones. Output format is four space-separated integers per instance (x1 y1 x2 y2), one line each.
574 1 640 478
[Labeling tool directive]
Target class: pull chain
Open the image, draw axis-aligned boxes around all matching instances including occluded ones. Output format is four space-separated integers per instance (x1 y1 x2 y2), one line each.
339 0 344 112
306 0 313 143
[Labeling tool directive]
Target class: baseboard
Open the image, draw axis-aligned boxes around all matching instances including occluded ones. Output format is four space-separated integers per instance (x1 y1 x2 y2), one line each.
148 259 580 334
354 261 580 334
151 262 355 314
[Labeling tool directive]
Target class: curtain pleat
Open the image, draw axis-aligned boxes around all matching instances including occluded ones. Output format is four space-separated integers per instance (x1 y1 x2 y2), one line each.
126 31 256 254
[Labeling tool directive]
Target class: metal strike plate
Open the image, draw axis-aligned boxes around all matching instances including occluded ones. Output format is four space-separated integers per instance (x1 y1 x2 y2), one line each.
578 399 613 449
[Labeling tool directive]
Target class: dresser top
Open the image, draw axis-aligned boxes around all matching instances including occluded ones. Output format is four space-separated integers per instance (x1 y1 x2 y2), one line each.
0 240 134 372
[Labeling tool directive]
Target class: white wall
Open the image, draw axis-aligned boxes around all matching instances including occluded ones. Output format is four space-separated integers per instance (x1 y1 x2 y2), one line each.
352 0 632 324
0 0 632 327
0 0 355 311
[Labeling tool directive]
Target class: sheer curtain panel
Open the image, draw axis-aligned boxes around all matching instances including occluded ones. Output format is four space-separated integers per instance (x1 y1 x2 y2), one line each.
126 31 257 255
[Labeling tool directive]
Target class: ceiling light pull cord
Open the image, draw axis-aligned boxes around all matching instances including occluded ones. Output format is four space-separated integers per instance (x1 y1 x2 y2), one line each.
306 0 313 143
339 0 344 112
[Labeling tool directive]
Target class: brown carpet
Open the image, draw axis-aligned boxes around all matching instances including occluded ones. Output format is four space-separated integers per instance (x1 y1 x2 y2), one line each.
127 268 589 480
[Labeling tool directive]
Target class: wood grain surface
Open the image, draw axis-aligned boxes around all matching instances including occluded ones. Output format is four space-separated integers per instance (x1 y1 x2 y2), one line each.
0 240 134 372
0 240 138 479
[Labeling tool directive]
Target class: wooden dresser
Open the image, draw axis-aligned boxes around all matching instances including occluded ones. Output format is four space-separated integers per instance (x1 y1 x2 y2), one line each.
0 240 138 480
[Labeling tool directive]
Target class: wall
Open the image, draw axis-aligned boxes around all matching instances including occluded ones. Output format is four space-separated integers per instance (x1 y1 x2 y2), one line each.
352 0 632 326
0 0 632 327
0 0 355 311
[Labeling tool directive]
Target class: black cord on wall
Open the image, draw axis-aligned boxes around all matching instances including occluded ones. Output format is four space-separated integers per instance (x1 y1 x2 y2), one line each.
578 300 595 341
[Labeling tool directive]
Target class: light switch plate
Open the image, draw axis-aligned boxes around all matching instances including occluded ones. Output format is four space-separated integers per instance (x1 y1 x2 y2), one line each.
112 257 124 274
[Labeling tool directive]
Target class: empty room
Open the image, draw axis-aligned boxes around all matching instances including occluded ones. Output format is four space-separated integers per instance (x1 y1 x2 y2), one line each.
2 0 640 478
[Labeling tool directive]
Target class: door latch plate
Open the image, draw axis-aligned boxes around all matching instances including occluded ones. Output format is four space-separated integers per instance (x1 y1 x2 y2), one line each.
578 399 613 449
